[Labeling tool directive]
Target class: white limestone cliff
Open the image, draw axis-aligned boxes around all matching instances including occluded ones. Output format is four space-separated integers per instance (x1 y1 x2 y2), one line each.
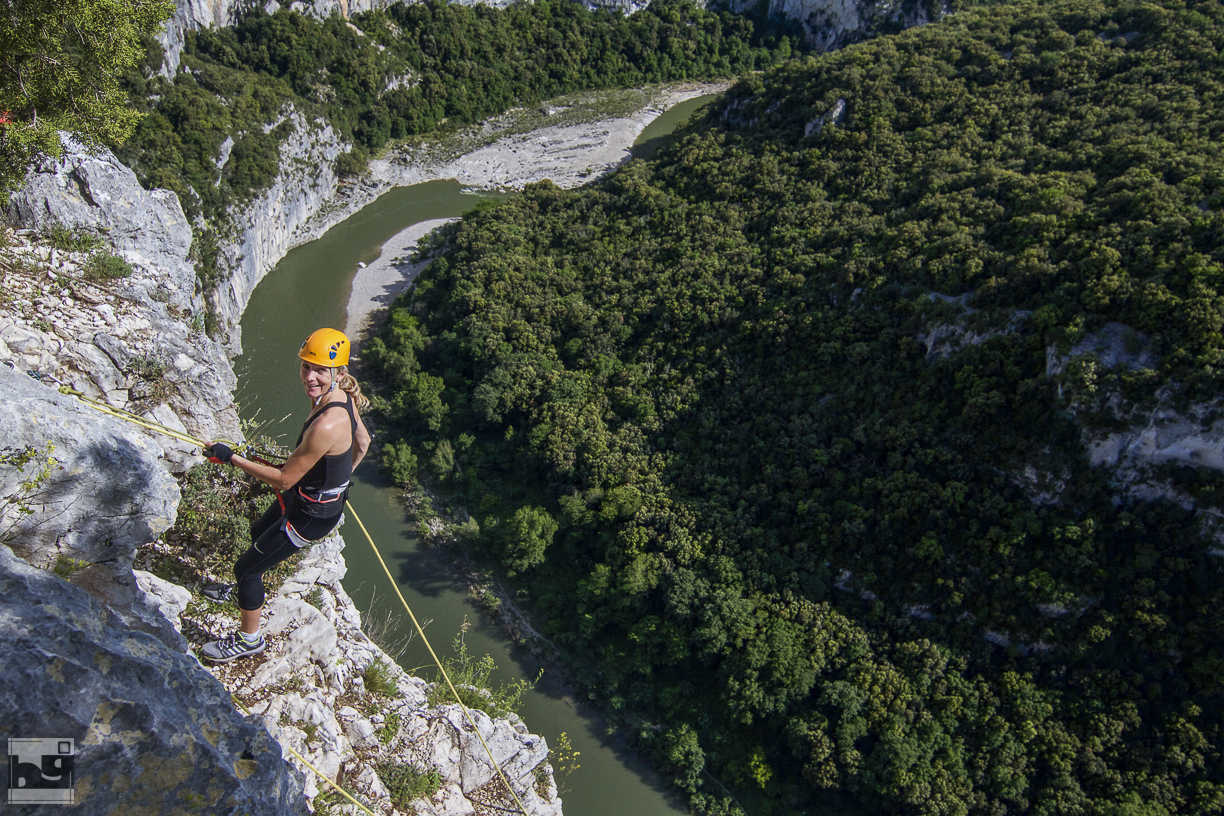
4 143 239 465
720 0 940 50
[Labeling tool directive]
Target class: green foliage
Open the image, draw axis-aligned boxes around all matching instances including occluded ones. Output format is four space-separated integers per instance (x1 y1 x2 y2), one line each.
503 505 557 576
363 657 400 697
334 146 368 178
0 443 61 545
429 438 455 481
52 555 90 578
83 250 133 281
156 457 292 588
0 0 174 202
382 439 421 486
365 0 1224 812
549 730 580 784
43 222 101 253
126 355 166 380
376 710 401 744
426 625 539 718
377 762 443 810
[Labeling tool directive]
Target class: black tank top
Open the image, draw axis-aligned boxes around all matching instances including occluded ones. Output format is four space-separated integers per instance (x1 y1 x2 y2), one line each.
294 395 356 493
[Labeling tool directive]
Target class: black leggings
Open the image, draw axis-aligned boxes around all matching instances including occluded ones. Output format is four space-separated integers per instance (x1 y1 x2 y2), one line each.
233 498 341 611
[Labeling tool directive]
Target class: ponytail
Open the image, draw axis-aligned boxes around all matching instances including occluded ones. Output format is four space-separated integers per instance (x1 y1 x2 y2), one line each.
336 366 370 412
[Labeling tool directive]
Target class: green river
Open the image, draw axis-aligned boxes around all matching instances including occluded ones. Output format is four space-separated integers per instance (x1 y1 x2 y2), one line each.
236 98 715 815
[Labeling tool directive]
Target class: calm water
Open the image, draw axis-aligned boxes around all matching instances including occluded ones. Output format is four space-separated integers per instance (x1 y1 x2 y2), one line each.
631 95 718 160
235 98 719 814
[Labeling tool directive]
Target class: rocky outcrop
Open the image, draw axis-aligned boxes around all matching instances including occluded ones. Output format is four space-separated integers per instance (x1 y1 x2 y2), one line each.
722 0 940 50
0 544 307 815
8 137 197 311
3 143 240 458
0 365 183 642
173 526 563 815
1042 322 1204 504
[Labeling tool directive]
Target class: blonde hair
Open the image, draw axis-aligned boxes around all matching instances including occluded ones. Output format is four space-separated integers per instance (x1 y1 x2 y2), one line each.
336 366 370 412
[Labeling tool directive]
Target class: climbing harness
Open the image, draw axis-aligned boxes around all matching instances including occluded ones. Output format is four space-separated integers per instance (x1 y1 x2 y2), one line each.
53 382 532 815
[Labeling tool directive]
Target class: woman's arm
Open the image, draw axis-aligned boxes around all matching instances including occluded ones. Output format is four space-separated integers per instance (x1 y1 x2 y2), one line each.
213 418 337 492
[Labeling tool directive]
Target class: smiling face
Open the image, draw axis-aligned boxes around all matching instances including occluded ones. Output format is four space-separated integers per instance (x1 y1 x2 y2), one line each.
300 360 336 403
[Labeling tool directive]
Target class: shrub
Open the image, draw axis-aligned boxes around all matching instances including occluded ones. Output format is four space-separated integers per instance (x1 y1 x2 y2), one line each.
381 440 419 486
0 443 61 546
44 222 100 252
363 657 399 697
426 624 538 718
83 251 133 281
155 458 293 589
502 505 556 576
376 710 400 744
334 147 368 178
377 763 443 810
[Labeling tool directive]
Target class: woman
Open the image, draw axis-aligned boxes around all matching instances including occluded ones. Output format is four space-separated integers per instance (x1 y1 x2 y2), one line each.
199 327 371 663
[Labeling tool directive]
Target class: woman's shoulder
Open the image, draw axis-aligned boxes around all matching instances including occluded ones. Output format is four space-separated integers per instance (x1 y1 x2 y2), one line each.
307 397 354 431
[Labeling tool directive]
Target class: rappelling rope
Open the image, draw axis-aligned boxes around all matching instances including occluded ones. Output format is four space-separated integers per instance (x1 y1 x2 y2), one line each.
58 386 214 449
345 501 531 816
54 384 530 815
230 695 378 816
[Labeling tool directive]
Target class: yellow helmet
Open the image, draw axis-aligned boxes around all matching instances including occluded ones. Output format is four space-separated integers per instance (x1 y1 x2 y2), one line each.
299 328 350 367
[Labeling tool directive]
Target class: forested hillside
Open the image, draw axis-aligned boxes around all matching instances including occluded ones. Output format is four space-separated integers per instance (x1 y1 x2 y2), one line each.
366 0 1224 813
114 0 800 224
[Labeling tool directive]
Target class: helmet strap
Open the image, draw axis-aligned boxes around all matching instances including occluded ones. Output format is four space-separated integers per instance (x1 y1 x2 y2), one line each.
313 369 338 406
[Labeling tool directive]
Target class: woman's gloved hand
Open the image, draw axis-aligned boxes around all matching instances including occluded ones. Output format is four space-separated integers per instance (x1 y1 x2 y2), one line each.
207 442 234 464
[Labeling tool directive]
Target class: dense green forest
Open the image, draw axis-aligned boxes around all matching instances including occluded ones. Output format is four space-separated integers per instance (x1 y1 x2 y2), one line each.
113 0 801 226
365 0 1224 813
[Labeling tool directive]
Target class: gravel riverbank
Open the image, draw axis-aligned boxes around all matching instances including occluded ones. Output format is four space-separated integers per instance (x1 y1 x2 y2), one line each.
343 82 727 340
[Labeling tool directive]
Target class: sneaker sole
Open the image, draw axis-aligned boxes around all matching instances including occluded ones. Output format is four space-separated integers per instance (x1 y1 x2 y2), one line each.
200 643 265 663
201 585 233 603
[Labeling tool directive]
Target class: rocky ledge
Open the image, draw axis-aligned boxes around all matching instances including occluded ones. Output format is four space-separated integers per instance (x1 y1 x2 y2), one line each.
148 527 562 815
2 140 562 813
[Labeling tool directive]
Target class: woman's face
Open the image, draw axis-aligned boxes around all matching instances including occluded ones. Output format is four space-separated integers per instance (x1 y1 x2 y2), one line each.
300 361 335 402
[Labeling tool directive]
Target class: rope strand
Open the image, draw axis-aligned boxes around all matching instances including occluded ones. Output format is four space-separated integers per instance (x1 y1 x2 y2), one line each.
56 383 532 814
231 695 378 816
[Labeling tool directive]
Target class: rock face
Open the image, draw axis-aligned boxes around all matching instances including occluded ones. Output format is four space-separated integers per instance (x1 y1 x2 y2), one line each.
8 138 196 311
0 544 307 815
184 529 563 815
0 366 182 641
1050 325 1224 515
210 110 348 341
722 0 939 50
4 145 240 457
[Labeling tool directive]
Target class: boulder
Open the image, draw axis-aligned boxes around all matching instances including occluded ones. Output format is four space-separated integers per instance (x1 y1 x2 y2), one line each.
134 569 193 632
0 544 307 814
0 365 179 640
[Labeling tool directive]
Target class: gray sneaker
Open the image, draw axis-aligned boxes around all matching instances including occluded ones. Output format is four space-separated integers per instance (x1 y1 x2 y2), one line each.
200 631 265 663
201 582 233 603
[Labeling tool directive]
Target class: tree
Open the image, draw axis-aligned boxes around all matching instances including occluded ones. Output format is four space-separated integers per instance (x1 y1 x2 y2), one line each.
503 505 557 576
0 0 174 201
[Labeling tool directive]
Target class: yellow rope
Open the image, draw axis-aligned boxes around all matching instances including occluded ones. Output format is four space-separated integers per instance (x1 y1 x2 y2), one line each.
57 384 531 814
230 695 378 816
60 386 214 448
345 501 530 815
